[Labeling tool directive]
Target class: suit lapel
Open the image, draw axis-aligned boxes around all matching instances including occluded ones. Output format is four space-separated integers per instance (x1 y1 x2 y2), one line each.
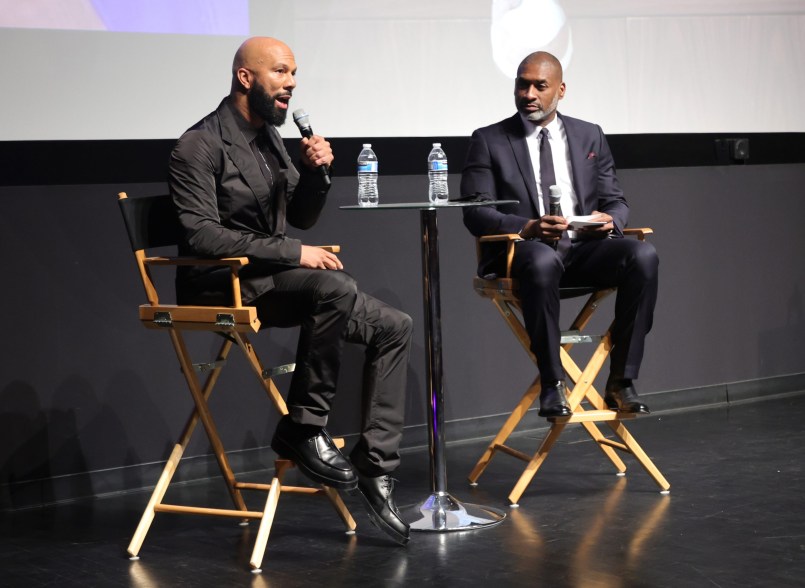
559 113 590 212
503 114 540 214
265 125 301 195
217 104 274 223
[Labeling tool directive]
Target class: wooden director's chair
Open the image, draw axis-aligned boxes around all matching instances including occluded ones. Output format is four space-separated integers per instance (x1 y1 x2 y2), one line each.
117 192 356 572
468 229 670 506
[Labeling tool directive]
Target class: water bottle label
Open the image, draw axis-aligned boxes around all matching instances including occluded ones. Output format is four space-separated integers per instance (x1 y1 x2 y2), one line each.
358 162 378 173
429 160 448 172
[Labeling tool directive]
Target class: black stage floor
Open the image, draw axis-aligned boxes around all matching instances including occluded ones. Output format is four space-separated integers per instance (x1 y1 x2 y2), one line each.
3 392 804 587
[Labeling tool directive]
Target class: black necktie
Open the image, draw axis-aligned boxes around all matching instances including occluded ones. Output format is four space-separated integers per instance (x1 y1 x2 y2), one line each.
539 127 570 257
539 127 556 216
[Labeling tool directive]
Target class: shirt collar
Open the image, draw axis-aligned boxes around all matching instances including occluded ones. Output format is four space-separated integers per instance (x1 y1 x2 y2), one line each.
518 112 563 139
225 98 261 144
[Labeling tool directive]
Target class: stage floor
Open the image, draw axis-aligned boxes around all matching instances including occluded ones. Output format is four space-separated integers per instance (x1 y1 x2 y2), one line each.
3 392 804 587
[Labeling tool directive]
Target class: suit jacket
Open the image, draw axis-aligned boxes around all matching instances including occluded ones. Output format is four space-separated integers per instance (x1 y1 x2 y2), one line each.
461 112 629 277
169 98 330 304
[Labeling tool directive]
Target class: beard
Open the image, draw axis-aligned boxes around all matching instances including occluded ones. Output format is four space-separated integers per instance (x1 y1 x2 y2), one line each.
248 81 289 126
525 93 560 124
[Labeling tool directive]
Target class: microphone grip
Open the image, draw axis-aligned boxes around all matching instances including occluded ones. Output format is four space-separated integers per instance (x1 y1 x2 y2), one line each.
547 185 563 250
548 185 562 216
298 125 331 186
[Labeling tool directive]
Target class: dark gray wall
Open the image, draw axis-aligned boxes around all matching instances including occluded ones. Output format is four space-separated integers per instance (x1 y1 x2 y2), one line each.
2 163 804 509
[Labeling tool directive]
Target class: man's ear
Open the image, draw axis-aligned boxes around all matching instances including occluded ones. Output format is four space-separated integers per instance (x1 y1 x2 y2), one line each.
235 67 253 91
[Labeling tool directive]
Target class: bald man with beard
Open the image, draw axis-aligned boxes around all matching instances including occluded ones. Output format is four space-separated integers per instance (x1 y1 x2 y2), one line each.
169 37 412 545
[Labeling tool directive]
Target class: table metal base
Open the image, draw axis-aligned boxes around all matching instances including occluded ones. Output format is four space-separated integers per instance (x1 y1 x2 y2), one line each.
341 202 515 535
401 492 506 532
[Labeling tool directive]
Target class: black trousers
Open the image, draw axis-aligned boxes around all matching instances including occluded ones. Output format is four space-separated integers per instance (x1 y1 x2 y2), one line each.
511 237 659 383
253 268 412 476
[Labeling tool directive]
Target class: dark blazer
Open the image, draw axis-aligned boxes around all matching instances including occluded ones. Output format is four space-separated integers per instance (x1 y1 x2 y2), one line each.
461 112 629 277
169 98 330 304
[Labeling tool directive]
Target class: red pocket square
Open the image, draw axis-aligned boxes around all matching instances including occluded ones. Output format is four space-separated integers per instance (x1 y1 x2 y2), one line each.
587 151 597 159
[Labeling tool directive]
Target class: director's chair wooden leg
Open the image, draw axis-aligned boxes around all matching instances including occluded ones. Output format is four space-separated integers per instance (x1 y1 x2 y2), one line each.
128 442 185 559
468 376 542 485
233 332 358 526
606 420 671 492
468 296 547 485
128 336 234 558
170 329 249 513
560 335 630 472
579 421 628 474
248 477 281 572
563 332 670 492
321 486 358 532
508 421 568 506
231 333 359 566
245 459 358 572
233 332 291 416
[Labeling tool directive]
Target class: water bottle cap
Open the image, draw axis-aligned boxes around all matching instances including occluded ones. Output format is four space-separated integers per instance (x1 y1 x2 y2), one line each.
363 143 372 148
433 143 441 148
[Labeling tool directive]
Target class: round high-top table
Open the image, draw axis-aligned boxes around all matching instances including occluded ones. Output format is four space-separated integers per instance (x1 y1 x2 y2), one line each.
341 200 515 531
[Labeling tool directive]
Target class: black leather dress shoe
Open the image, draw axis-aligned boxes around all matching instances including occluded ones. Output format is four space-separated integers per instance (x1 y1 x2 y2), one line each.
605 379 650 414
538 380 572 417
271 416 358 490
353 472 410 545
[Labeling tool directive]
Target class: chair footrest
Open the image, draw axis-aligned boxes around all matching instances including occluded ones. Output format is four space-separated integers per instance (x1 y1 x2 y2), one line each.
279 485 328 496
494 444 533 463
154 503 263 519
549 410 637 423
597 438 630 452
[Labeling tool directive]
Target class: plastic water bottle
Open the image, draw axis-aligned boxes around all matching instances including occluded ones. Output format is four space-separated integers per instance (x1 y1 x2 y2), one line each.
428 143 449 204
357 143 379 207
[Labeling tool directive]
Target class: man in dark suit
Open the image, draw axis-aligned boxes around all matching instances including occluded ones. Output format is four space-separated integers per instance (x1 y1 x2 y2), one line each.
462 51 658 417
169 37 411 545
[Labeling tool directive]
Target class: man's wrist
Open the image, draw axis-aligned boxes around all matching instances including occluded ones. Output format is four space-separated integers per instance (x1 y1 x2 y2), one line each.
518 219 537 239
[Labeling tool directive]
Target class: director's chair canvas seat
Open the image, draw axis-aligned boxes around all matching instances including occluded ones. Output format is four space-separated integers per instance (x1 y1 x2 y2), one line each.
117 192 355 572
468 230 670 506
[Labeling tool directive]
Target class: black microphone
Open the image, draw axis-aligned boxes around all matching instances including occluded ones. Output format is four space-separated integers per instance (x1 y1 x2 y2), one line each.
549 185 563 216
292 109 331 186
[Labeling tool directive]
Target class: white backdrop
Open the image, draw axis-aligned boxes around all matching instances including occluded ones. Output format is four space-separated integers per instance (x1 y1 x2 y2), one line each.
1 0 803 140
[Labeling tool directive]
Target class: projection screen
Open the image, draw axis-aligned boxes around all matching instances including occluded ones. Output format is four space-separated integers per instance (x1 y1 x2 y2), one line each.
1 0 803 140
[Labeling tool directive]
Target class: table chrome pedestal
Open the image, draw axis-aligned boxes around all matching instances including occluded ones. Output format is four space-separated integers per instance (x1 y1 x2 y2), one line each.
342 201 516 531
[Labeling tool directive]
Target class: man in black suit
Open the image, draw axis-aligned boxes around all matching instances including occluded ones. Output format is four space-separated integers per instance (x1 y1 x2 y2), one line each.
462 51 658 417
169 37 411 545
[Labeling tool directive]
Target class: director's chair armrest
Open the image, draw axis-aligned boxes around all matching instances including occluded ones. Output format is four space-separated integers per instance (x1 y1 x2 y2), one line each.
142 255 250 307
143 256 250 267
316 245 341 253
623 228 653 241
477 233 523 279
142 245 341 308
476 228 653 279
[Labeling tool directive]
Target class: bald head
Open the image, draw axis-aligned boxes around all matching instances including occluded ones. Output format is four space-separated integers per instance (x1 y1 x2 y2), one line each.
231 37 295 92
517 51 563 81
228 36 297 127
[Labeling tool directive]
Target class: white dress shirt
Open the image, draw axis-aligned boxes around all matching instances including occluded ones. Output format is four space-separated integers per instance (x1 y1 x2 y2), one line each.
520 113 578 219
